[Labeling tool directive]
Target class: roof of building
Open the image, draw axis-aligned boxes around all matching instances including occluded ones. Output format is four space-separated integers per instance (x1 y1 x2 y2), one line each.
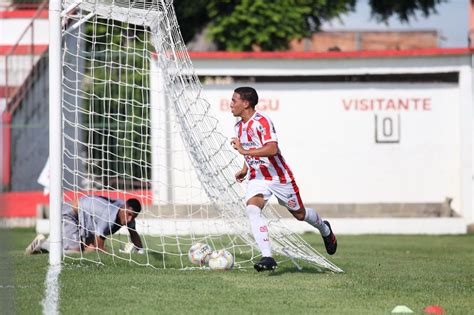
188 48 474 60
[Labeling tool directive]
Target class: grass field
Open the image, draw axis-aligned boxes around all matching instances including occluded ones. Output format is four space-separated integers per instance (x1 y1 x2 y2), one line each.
1 228 473 314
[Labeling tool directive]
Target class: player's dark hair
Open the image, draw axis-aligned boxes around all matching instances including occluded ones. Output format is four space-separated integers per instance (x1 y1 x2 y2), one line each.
126 198 142 215
234 87 258 108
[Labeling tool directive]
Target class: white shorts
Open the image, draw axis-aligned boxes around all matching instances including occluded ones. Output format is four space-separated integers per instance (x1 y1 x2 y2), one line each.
245 179 304 211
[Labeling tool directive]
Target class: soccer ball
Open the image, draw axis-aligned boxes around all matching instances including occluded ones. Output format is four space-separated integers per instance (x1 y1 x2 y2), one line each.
208 250 234 270
188 242 213 265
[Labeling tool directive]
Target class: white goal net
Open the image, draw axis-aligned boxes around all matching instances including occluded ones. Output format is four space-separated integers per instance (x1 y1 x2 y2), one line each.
57 0 342 272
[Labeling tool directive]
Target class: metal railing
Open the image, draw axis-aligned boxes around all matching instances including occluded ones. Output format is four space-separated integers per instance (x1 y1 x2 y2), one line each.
4 0 48 113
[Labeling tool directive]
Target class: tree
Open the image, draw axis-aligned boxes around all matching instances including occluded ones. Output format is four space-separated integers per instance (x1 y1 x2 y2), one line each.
206 0 356 51
173 0 210 43
174 0 446 51
369 0 445 23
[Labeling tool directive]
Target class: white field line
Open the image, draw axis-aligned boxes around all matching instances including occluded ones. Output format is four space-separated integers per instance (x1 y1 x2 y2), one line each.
42 264 61 315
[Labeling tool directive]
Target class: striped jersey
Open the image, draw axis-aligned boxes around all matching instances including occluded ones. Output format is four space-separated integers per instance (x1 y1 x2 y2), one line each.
235 111 295 183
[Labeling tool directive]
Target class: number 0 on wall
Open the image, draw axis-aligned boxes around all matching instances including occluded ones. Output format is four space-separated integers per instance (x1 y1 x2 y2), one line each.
375 114 400 143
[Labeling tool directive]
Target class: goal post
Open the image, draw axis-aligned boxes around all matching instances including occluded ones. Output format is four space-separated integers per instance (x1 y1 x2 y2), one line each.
49 0 342 272
48 0 63 266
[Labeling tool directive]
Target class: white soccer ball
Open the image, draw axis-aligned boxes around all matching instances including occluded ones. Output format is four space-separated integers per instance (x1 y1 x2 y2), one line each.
208 250 234 270
188 242 213 265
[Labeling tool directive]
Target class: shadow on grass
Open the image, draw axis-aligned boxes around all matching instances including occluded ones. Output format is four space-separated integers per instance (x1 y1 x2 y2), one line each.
147 251 165 261
266 266 331 276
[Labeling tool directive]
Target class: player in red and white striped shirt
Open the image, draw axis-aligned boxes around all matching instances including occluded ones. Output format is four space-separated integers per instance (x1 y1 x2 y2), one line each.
230 87 337 272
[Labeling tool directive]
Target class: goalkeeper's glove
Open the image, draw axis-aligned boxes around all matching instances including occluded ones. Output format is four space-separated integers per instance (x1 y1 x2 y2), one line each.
119 242 145 254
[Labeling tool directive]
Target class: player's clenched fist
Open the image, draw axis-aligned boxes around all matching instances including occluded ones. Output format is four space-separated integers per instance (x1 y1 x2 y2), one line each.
235 169 247 183
230 137 241 150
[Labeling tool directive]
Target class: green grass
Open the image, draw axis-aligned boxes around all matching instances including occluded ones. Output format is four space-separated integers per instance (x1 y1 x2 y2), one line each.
2 229 474 314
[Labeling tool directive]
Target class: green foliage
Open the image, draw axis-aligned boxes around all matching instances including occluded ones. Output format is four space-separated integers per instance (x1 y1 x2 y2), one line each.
83 21 152 188
369 0 446 23
174 0 211 43
206 0 356 51
174 0 445 51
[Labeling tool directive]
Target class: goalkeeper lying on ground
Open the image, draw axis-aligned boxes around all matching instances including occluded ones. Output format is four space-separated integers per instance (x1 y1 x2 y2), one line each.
25 195 144 254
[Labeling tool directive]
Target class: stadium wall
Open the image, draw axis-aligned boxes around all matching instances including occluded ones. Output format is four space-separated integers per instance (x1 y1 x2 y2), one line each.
149 49 473 233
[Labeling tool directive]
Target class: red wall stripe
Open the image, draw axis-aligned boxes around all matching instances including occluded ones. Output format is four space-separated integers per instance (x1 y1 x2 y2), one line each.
0 10 48 19
0 45 48 55
188 48 473 60
0 86 17 98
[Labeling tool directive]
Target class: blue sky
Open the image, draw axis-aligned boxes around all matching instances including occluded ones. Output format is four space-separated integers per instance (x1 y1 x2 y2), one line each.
321 0 469 48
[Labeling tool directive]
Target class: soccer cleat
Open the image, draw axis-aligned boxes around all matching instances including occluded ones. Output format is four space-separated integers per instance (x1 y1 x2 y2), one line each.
322 220 337 255
24 234 46 255
253 256 278 272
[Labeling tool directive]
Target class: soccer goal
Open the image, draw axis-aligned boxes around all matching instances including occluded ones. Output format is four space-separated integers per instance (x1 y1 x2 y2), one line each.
49 0 342 272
